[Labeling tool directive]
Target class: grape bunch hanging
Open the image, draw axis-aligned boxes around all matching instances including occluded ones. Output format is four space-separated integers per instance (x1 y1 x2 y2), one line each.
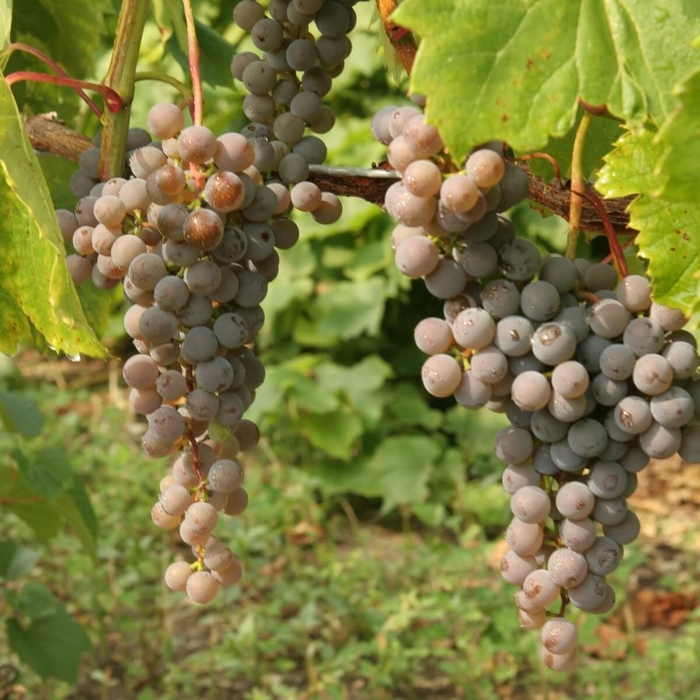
372 104 700 670
54 0 361 604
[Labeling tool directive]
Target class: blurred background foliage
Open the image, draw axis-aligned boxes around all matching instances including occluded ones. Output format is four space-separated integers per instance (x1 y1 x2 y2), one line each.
2 1 698 699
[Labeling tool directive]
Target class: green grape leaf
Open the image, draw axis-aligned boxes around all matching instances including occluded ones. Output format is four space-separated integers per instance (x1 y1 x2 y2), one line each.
655 67 700 201
0 541 41 580
393 0 700 159
18 447 73 500
298 406 363 460
0 0 11 52
0 390 43 437
167 20 236 89
10 581 59 620
52 478 98 561
0 75 106 358
7 608 91 682
152 0 188 50
598 128 700 314
12 0 111 78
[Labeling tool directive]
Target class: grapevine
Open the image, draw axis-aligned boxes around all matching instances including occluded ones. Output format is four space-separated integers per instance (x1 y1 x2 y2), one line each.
2 0 700 683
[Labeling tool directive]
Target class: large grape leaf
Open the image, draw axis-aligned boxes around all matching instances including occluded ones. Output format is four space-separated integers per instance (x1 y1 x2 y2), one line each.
393 0 700 160
654 67 700 201
0 75 106 358
0 0 11 51
11 0 111 78
597 128 700 314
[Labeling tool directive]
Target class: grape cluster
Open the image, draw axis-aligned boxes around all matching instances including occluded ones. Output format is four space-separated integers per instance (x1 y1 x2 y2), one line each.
55 0 365 603
373 109 700 669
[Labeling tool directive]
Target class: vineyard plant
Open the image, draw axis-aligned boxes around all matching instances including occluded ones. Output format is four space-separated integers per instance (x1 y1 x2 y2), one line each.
1 0 700 698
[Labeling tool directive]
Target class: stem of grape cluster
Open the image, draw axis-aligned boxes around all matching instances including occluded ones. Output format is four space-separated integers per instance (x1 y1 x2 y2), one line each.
182 0 204 126
6 43 103 116
100 0 150 180
565 114 591 260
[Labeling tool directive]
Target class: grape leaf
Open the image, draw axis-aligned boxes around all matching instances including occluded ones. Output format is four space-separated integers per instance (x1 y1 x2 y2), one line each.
0 0 11 52
298 406 363 460
0 390 43 437
393 0 700 159
11 0 111 78
18 447 73 500
597 128 700 314
167 20 236 89
654 67 700 201
0 75 106 358
7 608 91 682
0 541 40 580
152 0 188 50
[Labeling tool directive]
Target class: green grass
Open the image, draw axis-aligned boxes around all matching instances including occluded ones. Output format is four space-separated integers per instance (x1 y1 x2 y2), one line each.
1 366 700 700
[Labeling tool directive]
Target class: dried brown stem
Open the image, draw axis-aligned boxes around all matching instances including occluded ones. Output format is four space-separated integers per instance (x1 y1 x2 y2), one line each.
376 0 417 76
24 116 634 233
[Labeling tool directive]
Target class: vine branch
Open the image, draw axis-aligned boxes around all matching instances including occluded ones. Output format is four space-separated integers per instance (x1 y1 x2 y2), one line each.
566 113 592 259
182 0 204 126
24 115 635 235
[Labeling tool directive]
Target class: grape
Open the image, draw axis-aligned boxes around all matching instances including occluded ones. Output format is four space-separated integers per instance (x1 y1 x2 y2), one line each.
224 488 249 516
402 114 443 158
452 308 496 350
139 307 178 345
195 357 234 394
371 105 396 145
147 102 184 139
592 497 628 526
510 485 551 523
421 354 462 398
510 371 551 411
632 354 673 396
520 281 560 322
498 239 541 282
182 327 218 364
128 253 167 291
66 255 92 285
547 548 588 588
585 537 622 576
613 396 652 436
186 570 219 604
494 426 534 464
469 346 508 385
292 136 327 165
679 425 700 462
583 263 617 292
385 182 437 226
590 374 626 407
152 501 180 529
554 306 589 343
502 463 540 495
208 459 244 493
413 318 454 355
616 274 651 312
662 341 698 379
504 400 532 429
576 334 612 373
164 561 192 591
555 481 595 520
639 422 681 459
424 259 468 299
505 518 544 556
123 354 159 390
548 393 587 424
212 558 243 587
394 237 439 278
466 149 505 188
440 175 479 213
587 460 627 499
603 510 640 545
149 406 185 444
532 323 577 365
650 302 687 332
550 440 584 476
649 386 694 428
538 255 576 294
312 192 343 224
480 279 520 319
156 370 187 401
521 569 560 608
500 550 538 586
623 317 665 356
403 159 443 198
559 517 597 552
185 389 220 421
588 299 630 338
494 316 534 357
530 410 568 443
565 418 607 458
111 235 147 270
497 163 530 210
551 361 589 399
541 619 578 655
454 241 498 278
